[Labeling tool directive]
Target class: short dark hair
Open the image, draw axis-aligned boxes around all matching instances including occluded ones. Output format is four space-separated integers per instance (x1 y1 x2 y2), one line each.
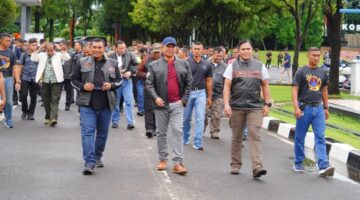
40 39 45 44
115 40 125 47
28 38 38 44
92 38 106 46
139 47 148 53
0 33 11 39
74 41 82 46
179 47 189 55
237 40 253 49
213 47 223 54
59 40 68 46
307 47 320 52
193 41 203 46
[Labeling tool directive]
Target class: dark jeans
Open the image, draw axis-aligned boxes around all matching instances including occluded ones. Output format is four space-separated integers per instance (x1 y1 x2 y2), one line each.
43 82 62 120
265 59 272 68
80 106 112 167
13 84 18 103
20 80 39 115
144 88 156 133
63 79 74 106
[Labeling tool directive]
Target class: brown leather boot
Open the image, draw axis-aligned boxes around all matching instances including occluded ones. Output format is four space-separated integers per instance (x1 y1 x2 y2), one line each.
172 164 187 175
157 160 167 171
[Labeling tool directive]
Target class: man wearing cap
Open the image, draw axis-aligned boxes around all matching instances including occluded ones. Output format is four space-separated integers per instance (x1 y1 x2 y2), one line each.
138 43 161 138
146 37 192 175
0 33 22 128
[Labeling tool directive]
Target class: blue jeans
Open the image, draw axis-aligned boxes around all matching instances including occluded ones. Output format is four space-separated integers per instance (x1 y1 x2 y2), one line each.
183 89 206 148
80 106 112 167
112 79 134 125
294 105 329 169
136 79 145 113
4 77 14 127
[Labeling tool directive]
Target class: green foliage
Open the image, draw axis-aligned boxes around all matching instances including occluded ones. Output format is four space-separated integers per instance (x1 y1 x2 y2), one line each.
130 0 274 46
0 0 17 28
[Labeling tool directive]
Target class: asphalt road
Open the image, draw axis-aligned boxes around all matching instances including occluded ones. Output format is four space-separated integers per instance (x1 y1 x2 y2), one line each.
0 94 359 200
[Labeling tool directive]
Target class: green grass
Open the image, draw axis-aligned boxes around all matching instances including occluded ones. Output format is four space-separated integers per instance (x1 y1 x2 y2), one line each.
258 50 311 67
270 85 293 103
269 109 360 149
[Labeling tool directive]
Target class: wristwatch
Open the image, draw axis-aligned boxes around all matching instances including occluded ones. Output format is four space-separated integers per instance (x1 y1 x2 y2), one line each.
264 102 272 107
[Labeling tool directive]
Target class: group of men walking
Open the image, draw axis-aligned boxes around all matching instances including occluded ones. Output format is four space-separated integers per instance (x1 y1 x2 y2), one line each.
0 33 335 178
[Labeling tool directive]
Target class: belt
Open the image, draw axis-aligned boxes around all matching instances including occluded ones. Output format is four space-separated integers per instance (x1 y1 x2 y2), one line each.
3 75 12 78
300 102 322 107
190 86 204 91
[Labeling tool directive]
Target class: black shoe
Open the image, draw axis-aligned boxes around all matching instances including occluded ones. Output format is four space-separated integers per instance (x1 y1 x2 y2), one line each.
111 123 118 128
27 114 34 120
65 105 70 111
146 131 153 138
137 112 144 116
13 101 18 106
21 112 27 119
127 124 135 130
120 107 124 113
95 160 104 168
50 119 57 127
253 168 267 178
83 165 95 175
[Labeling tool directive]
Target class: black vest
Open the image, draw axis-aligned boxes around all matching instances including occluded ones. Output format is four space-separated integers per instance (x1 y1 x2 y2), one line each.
76 56 117 110
230 58 263 109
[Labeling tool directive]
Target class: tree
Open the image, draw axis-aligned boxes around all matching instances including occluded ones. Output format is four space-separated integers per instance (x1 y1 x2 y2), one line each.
279 0 322 76
324 0 343 95
0 0 17 28
130 0 274 46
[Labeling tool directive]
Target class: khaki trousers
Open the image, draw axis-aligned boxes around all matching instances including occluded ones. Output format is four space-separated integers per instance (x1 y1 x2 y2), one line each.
229 109 263 170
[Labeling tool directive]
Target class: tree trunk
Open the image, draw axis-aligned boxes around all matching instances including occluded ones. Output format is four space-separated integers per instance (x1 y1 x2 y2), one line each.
69 12 75 48
293 35 302 76
325 1 342 95
34 6 40 33
49 19 54 42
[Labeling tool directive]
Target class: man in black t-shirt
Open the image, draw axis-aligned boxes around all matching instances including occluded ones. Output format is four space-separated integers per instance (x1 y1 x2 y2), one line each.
0 33 22 128
183 42 212 150
292 47 335 177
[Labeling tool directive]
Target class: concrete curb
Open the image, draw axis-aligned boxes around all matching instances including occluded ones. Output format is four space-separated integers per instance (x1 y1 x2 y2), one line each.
262 116 360 175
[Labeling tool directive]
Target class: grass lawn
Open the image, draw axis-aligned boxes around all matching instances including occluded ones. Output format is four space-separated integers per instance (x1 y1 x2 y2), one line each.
258 50 312 67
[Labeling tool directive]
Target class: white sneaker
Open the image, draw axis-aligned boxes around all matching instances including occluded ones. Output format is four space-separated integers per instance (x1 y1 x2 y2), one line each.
318 166 335 177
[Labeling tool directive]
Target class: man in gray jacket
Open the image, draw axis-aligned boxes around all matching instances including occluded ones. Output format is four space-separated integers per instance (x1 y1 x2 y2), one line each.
146 37 192 175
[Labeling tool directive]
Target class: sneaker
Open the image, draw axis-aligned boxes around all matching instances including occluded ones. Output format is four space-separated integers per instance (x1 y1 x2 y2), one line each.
172 163 187 175
111 123 118 129
253 168 267 178
127 124 135 130
27 114 34 120
293 163 304 173
21 112 27 119
318 166 335 177
83 165 95 175
65 105 70 111
157 160 167 171
50 119 57 127
95 160 104 168
4 122 13 128
192 145 204 151
44 119 50 125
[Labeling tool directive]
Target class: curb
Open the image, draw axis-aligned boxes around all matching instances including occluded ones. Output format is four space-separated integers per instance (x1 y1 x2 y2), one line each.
262 116 360 177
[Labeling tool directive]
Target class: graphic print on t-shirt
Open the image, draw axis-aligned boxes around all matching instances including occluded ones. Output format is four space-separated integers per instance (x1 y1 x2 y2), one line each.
0 55 10 70
306 74 321 91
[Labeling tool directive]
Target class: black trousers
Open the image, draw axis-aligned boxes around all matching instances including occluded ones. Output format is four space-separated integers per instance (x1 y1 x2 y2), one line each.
144 88 156 132
20 80 39 115
63 79 74 106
